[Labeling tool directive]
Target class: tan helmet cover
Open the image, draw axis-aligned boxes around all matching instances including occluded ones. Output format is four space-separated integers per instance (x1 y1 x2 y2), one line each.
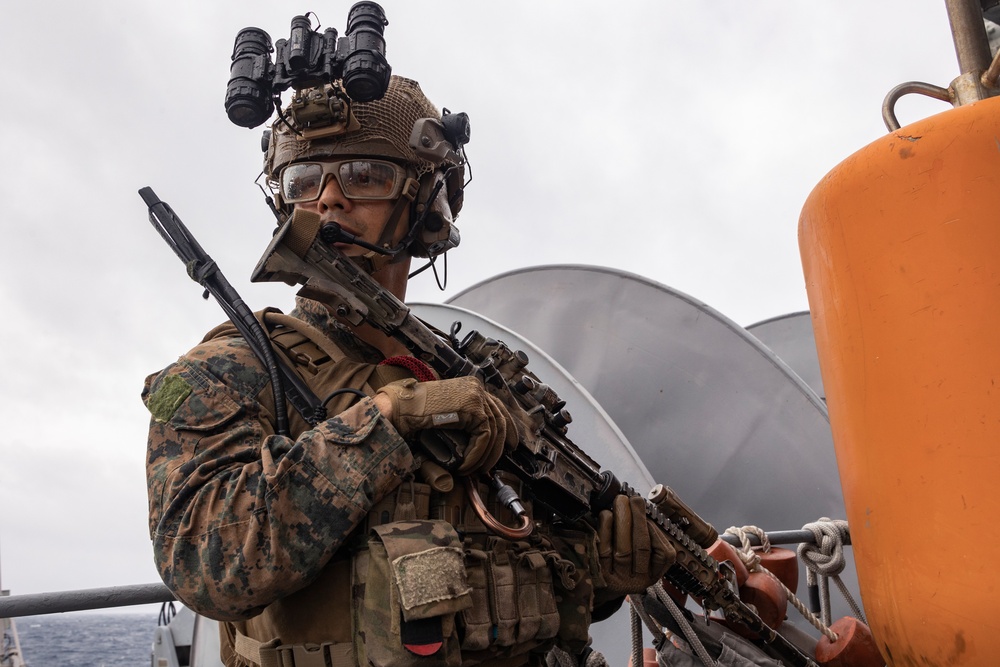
263 75 464 257
265 76 440 177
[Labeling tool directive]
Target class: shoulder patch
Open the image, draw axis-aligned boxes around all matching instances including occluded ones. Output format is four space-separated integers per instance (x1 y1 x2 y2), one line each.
147 374 193 423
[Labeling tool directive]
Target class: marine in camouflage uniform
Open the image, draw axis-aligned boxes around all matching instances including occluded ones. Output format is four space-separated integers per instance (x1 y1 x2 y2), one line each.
144 75 674 667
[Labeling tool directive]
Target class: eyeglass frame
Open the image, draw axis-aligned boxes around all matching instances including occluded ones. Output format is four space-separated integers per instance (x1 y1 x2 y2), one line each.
276 158 411 204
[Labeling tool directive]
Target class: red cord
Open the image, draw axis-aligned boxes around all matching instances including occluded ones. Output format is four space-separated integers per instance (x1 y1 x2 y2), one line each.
379 355 437 383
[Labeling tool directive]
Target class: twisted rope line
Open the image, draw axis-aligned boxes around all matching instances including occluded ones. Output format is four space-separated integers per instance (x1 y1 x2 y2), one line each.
724 525 839 642
629 599 644 667
650 584 718 667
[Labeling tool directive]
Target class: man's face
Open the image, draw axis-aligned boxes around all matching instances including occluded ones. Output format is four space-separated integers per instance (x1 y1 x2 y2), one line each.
287 158 408 257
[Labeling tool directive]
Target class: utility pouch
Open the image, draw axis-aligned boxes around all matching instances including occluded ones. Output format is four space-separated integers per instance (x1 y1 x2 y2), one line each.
459 548 492 651
488 541 519 647
549 528 596 655
361 520 472 667
513 549 561 644
477 539 563 650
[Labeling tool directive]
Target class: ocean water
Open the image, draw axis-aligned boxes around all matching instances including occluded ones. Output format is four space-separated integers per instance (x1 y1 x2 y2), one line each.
15 612 156 666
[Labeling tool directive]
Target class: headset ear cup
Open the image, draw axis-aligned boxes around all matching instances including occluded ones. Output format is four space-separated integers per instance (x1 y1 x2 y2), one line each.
411 171 461 258
446 164 465 218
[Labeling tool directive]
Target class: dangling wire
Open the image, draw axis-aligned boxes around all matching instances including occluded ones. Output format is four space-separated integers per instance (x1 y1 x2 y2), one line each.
431 251 448 290
274 102 303 136
255 172 285 223
408 256 436 279
405 252 448 289
321 387 368 408
459 147 473 190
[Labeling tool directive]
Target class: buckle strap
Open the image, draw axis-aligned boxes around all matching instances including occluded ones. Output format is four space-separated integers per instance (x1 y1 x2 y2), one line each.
234 630 354 667
233 633 279 667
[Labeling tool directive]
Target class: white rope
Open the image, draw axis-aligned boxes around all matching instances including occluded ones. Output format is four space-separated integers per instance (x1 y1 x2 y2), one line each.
630 598 644 667
723 525 839 643
650 583 718 667
628 594 667 644
798 519 867 625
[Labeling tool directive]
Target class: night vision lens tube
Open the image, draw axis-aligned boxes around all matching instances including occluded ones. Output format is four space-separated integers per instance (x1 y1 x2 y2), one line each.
225 27 275 128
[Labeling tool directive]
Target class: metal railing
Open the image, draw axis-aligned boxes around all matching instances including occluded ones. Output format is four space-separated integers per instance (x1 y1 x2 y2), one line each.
0 583 173 619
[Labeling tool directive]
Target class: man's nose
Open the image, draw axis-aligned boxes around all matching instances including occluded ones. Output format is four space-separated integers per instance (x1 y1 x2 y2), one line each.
316 174 352 210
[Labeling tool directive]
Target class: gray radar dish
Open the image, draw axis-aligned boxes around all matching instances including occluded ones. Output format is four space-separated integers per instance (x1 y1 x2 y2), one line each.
449 265 858 638
747 311 825 400
447 266 859 632
448 265 840 530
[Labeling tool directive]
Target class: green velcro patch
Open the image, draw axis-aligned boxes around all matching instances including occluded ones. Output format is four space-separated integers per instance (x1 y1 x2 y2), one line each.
147 374 193 423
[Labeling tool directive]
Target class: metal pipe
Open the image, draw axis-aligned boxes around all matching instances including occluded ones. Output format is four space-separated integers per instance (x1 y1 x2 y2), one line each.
981 47 1000 87
946 0 993 74
0 583 174 619
719 528 851 548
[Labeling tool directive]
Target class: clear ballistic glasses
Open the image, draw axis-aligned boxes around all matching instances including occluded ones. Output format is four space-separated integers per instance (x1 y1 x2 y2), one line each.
279 159 407 203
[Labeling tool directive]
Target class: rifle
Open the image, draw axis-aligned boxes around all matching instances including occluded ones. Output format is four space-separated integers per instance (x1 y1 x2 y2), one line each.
247 207 818 667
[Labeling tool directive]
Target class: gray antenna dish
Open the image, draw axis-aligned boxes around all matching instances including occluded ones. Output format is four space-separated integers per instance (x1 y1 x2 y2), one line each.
448 265 858 630
747 311 825 400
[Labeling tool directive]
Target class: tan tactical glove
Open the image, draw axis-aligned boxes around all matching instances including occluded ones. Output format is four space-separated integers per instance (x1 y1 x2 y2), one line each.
596 494 677 595
375 376 518 476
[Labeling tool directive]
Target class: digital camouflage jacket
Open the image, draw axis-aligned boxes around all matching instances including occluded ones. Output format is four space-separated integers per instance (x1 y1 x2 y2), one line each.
145 298 607 667
143 297 417 622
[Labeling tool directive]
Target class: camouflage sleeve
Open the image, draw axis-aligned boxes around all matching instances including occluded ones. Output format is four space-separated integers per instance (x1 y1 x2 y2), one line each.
143 337 415 622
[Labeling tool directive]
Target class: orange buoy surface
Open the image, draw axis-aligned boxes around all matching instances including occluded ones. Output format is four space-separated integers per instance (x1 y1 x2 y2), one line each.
799 96 1000 665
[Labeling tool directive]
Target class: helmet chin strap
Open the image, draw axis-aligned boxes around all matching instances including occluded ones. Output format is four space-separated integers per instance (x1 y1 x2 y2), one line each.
350 177 420 274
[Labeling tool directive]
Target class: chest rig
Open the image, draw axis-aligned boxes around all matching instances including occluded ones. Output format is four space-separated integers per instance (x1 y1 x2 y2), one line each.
224 311 596 667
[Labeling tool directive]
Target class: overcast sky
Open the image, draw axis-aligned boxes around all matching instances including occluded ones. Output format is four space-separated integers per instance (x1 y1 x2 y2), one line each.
0 1 965 613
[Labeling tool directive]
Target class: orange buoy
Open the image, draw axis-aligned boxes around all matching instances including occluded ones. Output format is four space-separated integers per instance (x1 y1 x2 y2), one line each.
799 96 1000 665
815 617 884 667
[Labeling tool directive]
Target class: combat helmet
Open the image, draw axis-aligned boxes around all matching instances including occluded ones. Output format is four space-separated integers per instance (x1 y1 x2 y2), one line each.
262 75 468 261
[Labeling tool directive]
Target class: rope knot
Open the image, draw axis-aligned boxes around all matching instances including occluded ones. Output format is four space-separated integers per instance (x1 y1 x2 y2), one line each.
798 518 849 577
723 525 770 572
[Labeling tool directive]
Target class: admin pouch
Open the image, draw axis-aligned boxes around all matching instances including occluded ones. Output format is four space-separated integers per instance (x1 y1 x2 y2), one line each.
357 520 473 667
